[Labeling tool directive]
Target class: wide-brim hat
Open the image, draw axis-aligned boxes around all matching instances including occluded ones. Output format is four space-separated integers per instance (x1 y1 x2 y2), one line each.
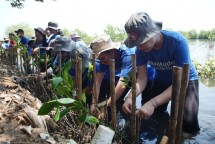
91 35 120 58
47 21 58 30
70 33 81 39
53 36 73 52
124 12 161 48
34 27 45 35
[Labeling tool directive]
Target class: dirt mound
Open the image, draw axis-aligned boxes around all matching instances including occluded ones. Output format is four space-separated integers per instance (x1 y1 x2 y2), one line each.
0 61 50 143
0 60 96 143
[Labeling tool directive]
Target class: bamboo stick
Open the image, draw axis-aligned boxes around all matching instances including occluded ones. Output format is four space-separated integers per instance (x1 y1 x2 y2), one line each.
16 49 19 70
74 54 78 99
109 59 116 130
45 53 48 86
24 53 27 75
20 50 23 74
77 57 82 101
38 48 41 75
32 55 34 73
136 114 140 144
58 51 62 76
167 66 182 144
92 53 98 105
175 64 190 144
131 54 137 142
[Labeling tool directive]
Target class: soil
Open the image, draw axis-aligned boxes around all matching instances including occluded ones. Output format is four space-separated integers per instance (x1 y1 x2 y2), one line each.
0 59 97 144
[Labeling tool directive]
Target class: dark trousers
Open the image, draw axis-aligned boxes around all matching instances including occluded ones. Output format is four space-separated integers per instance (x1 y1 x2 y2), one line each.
142 79 200 133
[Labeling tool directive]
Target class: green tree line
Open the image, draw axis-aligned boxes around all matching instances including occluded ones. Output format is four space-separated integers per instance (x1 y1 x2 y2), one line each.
4 23 215 45
178 29 215 40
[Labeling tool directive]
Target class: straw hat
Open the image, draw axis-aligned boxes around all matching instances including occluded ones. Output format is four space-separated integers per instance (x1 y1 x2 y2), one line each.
91 35 120 58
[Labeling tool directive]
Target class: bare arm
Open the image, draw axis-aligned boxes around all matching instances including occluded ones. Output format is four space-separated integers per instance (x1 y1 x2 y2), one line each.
106 77 127 106
122 65 148 114
153 85 172 107
126 65 148 99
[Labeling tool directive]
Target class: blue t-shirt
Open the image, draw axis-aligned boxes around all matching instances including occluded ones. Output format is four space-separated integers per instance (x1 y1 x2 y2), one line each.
5 42 9 49
47 34 61 44
20 36 32 56
96 44 136 81
136 30 198 85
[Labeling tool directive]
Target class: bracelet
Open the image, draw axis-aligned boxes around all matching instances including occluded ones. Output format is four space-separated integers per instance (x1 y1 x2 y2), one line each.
150 98 157 108
124 96 132 101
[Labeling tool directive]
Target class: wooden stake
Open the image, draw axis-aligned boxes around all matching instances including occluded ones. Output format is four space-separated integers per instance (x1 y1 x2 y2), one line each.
77 57 82 101
20 50 23 74
109 59 116 130
167 66 182 144
38 49 41 75
92 53 98 105
45 53 48 86
175 64 190 144
58 51 62 76
74 54 78 99
131 54 137 142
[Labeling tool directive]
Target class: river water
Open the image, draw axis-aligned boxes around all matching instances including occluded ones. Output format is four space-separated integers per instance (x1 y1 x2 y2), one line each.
134 40 215 144
183 40 215 144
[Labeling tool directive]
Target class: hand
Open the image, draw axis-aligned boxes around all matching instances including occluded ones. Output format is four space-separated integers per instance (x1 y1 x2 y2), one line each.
122 97 132 114
33 47 40 54
106 98 111 107
139 100 155 119
39 72 46 78
90 103 97 115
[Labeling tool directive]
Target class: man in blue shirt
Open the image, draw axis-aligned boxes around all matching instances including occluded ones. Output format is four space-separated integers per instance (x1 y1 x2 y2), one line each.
122 12 200 137
90 35 150 121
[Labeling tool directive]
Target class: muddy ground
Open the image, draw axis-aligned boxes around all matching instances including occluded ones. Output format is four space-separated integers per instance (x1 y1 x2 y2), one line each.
0 59 97 144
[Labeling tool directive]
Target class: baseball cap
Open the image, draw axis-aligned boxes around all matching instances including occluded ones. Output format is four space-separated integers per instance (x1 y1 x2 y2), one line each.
90 35 120 58
124 12 161 48
15 29 24 34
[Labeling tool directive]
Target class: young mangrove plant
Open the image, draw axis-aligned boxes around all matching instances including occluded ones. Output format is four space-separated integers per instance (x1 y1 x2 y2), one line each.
38 60 99 125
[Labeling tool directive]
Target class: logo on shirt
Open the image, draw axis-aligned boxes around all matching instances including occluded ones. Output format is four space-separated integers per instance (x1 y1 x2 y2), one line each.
148 61 175 70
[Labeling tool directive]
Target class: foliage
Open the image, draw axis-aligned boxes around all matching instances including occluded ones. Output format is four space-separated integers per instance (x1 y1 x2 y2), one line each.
4 23 34 38
72 29 95 45
178 28 215 40
104 24 126 42
38 60 99 125
120 72 132 88
5 0 55 9
193 58 215 87
61 28 72 36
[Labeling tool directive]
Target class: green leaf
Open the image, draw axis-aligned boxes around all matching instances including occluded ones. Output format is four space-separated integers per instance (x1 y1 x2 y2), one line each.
85 115 99 125
52 77 63 89
57 98 76 105
71 101 85 111
78 112 87 122
81 92 86 104
38 100 57 115
55 85 65 96
54 106 60 122
60 107 72 118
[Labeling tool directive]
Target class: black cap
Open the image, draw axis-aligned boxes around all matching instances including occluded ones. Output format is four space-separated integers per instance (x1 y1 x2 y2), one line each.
15 29 24 34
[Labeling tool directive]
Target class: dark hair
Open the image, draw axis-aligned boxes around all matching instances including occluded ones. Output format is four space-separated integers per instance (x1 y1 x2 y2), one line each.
57 29 64 36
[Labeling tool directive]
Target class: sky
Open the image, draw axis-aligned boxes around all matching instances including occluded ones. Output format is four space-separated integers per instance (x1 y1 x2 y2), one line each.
0 0 215 38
